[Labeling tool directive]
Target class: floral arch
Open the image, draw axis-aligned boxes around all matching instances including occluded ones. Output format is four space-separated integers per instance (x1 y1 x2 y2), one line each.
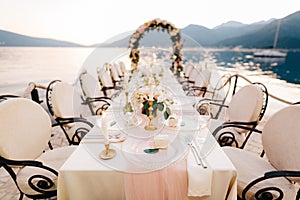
129 18 183 72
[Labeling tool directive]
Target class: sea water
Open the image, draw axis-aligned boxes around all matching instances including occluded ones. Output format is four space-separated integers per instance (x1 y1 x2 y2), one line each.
210 49 300 84
0 47 299 94
0 47 127 94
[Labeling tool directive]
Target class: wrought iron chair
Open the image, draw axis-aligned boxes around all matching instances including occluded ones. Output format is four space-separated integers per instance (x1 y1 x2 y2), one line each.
0 94 20 102
0 98 76 199
177 62 194 83
78 70 112 115
0 82 46 103
180 66 200 90
198 81 268 149
118 60 127 75
46 80 93 145
186 68 212 97
194 73 233 117
223 104 300 200
22 82 46 104
112 62 124 81
97 63 122 98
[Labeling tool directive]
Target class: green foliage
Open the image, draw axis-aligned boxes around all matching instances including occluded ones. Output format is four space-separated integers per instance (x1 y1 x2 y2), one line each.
142 99 171 120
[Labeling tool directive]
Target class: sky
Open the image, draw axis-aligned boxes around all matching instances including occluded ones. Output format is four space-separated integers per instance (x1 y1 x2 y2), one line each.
0 0 299 46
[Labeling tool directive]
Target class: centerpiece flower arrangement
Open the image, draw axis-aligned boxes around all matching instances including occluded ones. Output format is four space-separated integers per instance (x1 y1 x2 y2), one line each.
132 85 173 120
141 96 172 120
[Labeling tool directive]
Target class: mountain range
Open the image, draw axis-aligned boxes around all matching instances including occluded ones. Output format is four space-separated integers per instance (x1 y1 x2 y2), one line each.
1 10 300 49
0 30 81 47
102 10 300 49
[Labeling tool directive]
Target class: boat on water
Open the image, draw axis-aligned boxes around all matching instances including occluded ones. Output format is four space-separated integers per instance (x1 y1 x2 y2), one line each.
254 19 287 58
253 49 287 58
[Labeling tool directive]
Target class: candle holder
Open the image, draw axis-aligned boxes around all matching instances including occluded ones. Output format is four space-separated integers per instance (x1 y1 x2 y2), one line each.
144 100 157 131
99 143 116 160
123 92 133 113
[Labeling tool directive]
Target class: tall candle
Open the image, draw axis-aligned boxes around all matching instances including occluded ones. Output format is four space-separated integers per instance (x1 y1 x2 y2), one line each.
124 72 129 91
101 111 109 144
149 84 154 101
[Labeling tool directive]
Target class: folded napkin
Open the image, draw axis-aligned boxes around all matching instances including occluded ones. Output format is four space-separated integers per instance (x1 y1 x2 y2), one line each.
187 142 212 197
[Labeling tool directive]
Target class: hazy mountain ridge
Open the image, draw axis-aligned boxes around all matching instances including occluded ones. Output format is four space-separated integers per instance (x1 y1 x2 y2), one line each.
214 11 300 48
0 10 299 48
100 10 300 49
0 29 82 47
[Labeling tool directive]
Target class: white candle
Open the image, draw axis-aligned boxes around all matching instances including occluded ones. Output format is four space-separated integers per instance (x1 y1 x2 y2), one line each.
101 111 109 144
149 84 154 101
124 73 129 91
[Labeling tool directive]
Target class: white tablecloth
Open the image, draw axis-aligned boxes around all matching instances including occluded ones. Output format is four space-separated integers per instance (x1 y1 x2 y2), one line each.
58 124 237 200
58 66 236 200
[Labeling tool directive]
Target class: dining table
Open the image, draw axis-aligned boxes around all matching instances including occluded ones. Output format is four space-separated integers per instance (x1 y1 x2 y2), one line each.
57 63 237 200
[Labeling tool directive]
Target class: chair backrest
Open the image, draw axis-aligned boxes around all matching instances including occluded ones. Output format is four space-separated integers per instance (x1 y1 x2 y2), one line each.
51 82 75 118
188 68 201 82
118 61 127 74
111 63 121 82
183 63 194 77
194 69 211 87
262 105 300 181
114 62 124 78
97 64 115 88
79 71 103 98
227 84 264 124
0 98 51 160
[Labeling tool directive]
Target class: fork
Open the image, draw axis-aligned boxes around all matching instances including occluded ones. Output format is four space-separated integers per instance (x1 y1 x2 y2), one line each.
186 135 208 168
187 142 201 166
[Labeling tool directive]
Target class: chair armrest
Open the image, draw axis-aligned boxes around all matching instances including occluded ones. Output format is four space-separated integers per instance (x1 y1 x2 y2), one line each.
52 117 94 145
194 98 229 118
53 117 94 128
265 170 300 179
212 121 262 148
88 96 112 101
84 97 112 106
0 95 21 103
179 80 194 84
186 86 207 97
0 156 43 168
242 170 300 200
0 156 58 198
209 101 229 108
0 156 58 175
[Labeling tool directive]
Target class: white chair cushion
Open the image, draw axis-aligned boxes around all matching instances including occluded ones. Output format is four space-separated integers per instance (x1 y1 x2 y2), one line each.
194 69 211 87
188 68 201 82
118 61 127 74
80 72 103 98
184 63 194 77
223 147 299 199
111 64 121 82
52 82 75 119
17 146 76 196
227 84 264 131
0 98 51 160
262 105 300 181
98 67 114 88
114 62 123 77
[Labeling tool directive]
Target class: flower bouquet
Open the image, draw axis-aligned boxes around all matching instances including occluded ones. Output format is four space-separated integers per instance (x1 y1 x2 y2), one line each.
141 98 171 120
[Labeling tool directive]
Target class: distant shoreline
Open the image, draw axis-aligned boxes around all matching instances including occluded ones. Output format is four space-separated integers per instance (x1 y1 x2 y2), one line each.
1 46 300 52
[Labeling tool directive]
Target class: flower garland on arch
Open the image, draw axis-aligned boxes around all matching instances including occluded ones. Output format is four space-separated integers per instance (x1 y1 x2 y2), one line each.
129 18 183 73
